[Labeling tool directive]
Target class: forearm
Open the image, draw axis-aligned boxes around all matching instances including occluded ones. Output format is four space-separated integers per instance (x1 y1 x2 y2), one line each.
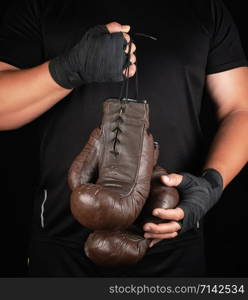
0 61 71 130
203 110 248 188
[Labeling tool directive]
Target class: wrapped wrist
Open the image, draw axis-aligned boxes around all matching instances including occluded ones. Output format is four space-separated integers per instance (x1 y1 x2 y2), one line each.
176 168 224 234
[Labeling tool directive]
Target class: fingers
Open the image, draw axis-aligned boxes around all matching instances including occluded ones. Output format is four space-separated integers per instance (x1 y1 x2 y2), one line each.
123 64 136 77
123 43 136 77
145 231 178 240
143 220 181 235
152 207 185 221
161 173 183 187
125 42 136 54
122 32 130 44
105 23 131 45
129 53 136 64
142 208 184 243
122 53 136 76
106 23 132 50
104 22 135 55
106 22 130 33
105 22 136 78
143 220 179 241
121 32 136 56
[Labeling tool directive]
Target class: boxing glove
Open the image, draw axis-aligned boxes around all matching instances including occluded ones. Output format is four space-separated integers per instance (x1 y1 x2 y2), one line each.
69 98 155 230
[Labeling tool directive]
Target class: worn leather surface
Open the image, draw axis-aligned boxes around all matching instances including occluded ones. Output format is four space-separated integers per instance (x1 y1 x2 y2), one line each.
84 230 150 266
69 98 155 230
84 165 179 266
68 127 101 190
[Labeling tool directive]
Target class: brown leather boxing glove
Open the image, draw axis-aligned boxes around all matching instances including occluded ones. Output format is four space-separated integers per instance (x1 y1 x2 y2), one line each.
68 98 155 230
84 165 180 267
68 127 101 190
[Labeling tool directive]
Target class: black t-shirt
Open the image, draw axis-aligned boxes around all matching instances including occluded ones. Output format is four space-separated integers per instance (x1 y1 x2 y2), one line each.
0 0 247 254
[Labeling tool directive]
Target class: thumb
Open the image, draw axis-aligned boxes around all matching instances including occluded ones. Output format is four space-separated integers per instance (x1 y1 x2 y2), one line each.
106 22 130 33
161 173 183 187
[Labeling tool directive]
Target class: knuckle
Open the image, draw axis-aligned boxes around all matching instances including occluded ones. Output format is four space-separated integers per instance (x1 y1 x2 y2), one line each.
123 33 130 42
130 54 136 63
129 66 136 77
132 64 137 70
111 21 119 27
130 43 136 52
106 22 117 31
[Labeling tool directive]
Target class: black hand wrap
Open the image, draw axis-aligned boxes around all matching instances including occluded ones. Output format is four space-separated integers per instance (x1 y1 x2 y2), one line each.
49 25 128 89
176 168 223 233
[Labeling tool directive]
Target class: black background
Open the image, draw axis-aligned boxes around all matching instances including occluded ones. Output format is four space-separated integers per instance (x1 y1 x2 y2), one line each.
0 0 247 277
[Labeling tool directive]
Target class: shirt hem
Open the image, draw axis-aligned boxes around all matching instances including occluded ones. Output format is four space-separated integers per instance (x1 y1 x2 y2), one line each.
0 57 30 69
206 59 248 75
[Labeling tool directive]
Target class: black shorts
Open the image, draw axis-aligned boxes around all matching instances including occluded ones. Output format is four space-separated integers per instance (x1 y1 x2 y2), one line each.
27 232 206 277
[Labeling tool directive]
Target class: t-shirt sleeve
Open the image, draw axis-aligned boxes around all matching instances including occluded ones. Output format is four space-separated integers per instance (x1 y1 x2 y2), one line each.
0 0 44 69
206 0 248 75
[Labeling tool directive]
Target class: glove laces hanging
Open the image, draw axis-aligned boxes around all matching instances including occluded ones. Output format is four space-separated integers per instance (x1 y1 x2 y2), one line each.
110 32 157 157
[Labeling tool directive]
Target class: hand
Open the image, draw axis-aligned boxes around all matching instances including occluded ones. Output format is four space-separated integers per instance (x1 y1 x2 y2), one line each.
49 22 135 89
144 169 223 247
143 173 184 248
106 22 136 78
143 205 184 248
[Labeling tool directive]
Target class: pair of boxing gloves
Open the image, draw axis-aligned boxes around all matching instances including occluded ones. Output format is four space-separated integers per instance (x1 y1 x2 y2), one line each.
67 98 223 266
